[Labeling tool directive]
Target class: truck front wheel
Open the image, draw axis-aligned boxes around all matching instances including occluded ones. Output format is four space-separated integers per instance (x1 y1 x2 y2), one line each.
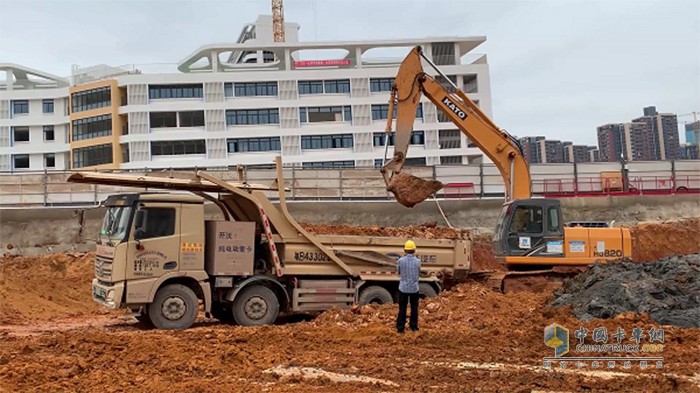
148 284 199 330
231 285 280 326
358 286 393 305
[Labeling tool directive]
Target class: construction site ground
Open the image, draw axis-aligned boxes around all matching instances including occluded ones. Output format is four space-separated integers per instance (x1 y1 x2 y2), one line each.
1 218 699 393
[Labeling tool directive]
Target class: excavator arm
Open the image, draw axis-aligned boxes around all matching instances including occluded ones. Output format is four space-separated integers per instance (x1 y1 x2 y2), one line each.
381 45 531 207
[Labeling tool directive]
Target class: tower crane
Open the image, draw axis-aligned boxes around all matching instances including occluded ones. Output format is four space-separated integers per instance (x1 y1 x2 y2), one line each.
272 0 285 42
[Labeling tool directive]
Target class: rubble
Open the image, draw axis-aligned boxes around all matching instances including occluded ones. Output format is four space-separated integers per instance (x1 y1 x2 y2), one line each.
551 254 700 327
301 221 469 239
629 218 700 262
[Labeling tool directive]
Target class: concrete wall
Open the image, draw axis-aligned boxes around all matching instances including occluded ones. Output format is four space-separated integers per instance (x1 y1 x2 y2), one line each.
2 194 699 254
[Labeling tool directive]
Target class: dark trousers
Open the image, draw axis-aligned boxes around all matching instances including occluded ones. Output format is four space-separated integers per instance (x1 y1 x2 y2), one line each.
396 290 419 332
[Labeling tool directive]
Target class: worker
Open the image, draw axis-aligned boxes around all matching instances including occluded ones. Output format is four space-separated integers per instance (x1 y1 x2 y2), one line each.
396 239 421 333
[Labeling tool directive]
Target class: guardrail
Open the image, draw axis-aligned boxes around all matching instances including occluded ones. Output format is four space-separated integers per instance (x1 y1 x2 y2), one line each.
0 160 698 207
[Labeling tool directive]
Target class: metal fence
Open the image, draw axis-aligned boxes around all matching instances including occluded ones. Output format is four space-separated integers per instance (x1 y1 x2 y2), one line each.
0 160 699 207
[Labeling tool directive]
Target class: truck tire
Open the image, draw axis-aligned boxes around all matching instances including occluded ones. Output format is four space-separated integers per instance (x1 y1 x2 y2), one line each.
358 286 393 305
419 282 438 299
147 284 199 330
231 285 279 326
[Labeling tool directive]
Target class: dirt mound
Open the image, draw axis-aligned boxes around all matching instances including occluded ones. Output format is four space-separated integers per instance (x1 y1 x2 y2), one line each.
630 218 700 262
551 254 700 327
301 222 469 240
0 253 100 325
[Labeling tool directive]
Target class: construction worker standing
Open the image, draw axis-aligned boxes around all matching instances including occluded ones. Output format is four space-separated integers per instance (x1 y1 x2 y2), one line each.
396 240 421 333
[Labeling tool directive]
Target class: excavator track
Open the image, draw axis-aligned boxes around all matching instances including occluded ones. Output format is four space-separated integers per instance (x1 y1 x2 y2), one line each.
470 266 588 294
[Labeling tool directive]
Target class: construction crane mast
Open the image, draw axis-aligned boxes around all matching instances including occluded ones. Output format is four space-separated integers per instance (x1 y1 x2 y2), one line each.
272 0 285 42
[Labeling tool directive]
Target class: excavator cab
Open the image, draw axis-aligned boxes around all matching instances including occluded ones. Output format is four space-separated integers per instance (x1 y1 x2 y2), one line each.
493 198 564 259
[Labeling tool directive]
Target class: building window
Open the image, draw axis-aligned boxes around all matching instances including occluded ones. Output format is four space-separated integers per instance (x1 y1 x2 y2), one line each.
13 154 30 169
44 153 56 168
302 160 355 169
179 111 205 127
44 126 55 141
440 155 462 165
12 100 29 115
324 80 350 94
301 134 354 150
439 129 461 149
372 131 425 146
150 112 177 128
370 78 394 92
42 99 54 113
371 104 423 120
72 115 112 141
298 80 324 95
374 158 429 169
72 144 113 168
227 137 281 152
226 82 278 97
225 109 279 125
148 84 203 99
12 127 30 143
299 106 352 123
151 140 206 156
71 87 111 113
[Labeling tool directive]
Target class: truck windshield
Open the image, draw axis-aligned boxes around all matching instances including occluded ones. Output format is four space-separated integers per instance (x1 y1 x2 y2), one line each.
100 206 132 241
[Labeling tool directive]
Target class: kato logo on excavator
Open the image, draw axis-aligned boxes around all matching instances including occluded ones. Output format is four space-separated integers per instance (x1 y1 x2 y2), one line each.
442 97 468 120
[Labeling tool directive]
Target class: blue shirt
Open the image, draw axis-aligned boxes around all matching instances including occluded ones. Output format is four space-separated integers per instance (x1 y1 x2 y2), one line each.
397 254 421 293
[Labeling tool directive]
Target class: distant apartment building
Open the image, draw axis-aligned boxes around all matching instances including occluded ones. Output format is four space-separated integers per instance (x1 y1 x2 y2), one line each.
587 147 600 162
517 136 544 164
563 142 590 163
686 120 699 146
631 106 680 161
597 106 682 162
517 136 594 164
538 139 564 164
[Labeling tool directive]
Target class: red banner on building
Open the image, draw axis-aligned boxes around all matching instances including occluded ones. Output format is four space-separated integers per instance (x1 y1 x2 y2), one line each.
293 59 351 67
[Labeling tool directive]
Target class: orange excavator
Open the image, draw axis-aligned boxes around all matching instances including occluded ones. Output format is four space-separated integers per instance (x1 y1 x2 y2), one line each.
380 46 632 291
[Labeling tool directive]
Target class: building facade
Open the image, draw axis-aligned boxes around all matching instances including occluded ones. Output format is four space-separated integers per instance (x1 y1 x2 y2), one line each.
631 106 680 161
0 15 493 172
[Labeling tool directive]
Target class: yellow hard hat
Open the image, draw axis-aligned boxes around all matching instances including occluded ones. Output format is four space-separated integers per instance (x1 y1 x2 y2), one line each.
404 240 416 251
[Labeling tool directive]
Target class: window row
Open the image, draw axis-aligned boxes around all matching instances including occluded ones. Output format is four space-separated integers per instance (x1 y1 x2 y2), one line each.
72 87 111 113
370 78 394 93
149 84 203 99
301 134 353 150
227 137 281 153
72 114 112 141
298 79 350 95
11 153 56 169
11 126 57 142
226 109 279 125
224 82 278 97
372 131 425 146
371 104 423 121
300 106 352 123
150 111 205 128
151 140 206 156
302 160 355 169
72 144 113 169
373 157 426 168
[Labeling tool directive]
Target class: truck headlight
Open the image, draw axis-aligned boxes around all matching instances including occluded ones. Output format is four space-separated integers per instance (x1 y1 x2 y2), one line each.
105 289 115 302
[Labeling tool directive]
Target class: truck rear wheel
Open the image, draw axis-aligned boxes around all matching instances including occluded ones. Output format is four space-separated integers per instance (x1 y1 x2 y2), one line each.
148 284 199 330
358 286 393 305
232 285 279 326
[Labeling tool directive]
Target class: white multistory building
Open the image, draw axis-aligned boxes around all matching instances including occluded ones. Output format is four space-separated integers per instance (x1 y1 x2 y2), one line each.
0 15 493 172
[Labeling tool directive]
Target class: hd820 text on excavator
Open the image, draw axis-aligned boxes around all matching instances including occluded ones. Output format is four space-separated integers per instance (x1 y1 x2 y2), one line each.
380 45 632 292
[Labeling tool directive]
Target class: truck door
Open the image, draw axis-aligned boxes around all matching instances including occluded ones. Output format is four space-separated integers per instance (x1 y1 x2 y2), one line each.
126 203 181 281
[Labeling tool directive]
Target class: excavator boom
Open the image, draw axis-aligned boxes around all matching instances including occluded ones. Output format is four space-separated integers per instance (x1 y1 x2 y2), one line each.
381 46 531 206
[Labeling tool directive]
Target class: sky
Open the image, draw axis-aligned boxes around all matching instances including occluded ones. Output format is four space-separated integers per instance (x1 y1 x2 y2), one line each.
1 0 699 146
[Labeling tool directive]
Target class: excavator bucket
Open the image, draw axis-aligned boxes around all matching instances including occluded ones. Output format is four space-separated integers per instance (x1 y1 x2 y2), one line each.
387 172 444 208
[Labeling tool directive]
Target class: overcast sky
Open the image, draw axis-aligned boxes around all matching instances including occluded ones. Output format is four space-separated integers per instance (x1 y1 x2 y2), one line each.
1 0 698 146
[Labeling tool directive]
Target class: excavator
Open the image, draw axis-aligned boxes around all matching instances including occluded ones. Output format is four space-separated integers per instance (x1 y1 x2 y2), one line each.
380 46 632 291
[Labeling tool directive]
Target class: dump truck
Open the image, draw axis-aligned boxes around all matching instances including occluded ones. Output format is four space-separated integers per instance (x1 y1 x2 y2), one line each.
67 157 470 330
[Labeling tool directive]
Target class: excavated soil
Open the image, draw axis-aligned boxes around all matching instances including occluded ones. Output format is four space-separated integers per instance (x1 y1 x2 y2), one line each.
387 171 444 208
0 219 699 392
629 218 700 262
0 253 102 325
552 254 700 327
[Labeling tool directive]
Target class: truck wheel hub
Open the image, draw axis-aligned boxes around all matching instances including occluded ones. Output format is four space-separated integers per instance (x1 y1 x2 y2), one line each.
244 296 268 320
161 296 187 321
